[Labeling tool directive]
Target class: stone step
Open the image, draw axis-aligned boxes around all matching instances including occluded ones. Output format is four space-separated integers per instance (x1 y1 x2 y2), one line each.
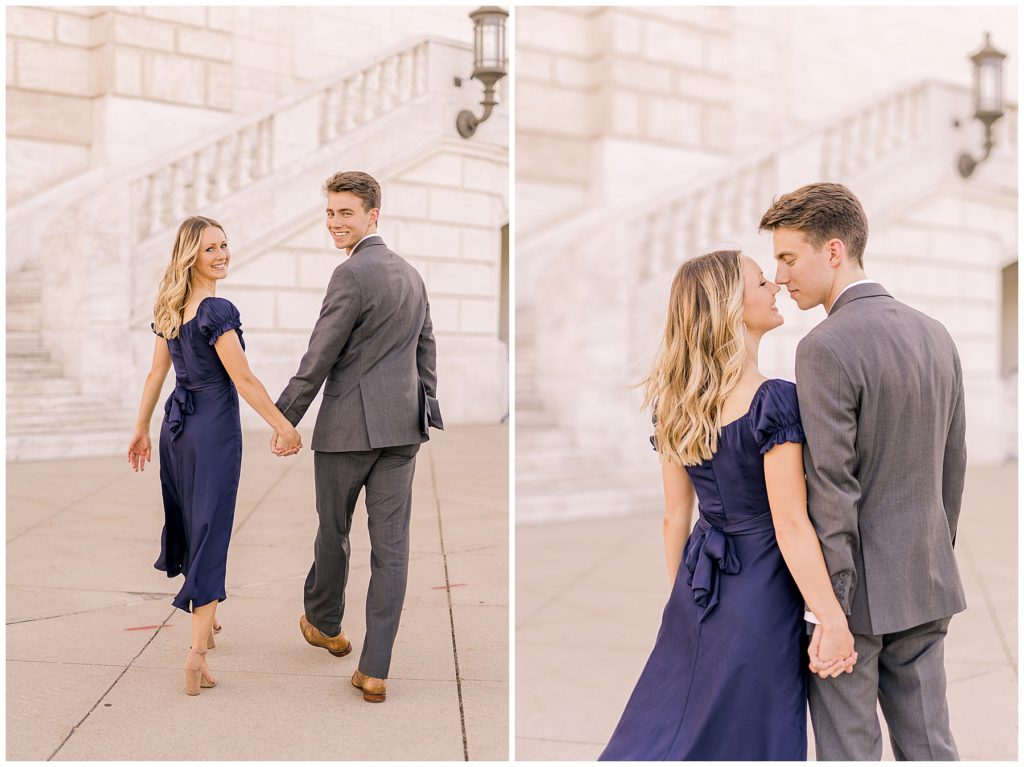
6 311 41 331
7 359 64 379
516 485 662 524
6 378 80 395
7 288 42 305
513 427 572 449
7 430 131 462
7 393 113 413
7 273 42 293
6 349 51 362
514 408 558 429
7 408 130 432
7 330 43 347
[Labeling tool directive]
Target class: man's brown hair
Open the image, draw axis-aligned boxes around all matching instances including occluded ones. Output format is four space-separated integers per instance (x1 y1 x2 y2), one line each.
324 171 382 212
759 182 868 267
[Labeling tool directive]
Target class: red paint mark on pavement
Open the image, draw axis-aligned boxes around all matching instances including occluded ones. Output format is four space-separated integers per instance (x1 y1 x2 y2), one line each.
126 624 173 631
432 583 468 590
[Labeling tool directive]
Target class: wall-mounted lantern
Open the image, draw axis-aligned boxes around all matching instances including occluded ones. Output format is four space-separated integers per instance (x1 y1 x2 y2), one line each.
456 6 509 139
958 32 1007 178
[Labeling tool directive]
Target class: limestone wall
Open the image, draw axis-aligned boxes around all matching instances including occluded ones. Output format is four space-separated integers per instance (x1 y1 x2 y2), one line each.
7 6 478 203
516 6 1019 236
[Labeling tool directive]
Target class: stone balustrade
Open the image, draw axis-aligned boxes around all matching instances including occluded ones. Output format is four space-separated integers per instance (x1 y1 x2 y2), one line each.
130 40 432 242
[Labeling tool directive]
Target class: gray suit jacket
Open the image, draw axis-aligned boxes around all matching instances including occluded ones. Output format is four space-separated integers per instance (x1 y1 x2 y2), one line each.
276 235 439 452
795 283 966 636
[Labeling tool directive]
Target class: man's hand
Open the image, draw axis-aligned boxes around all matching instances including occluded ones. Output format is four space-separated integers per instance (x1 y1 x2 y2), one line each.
809 622 858 678
272 425 302 457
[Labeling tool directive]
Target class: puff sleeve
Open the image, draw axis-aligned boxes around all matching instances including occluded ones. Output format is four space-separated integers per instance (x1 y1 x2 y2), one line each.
750 379 804 455
196 297 244 347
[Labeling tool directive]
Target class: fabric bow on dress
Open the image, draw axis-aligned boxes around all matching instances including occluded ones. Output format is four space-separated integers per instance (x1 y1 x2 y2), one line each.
164 384 195 439
684 521 741 622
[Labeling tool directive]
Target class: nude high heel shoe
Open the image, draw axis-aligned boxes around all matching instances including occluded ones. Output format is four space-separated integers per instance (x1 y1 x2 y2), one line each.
185 648 217 695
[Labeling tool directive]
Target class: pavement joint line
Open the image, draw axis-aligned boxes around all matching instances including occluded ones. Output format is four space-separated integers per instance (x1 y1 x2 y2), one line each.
7 469 126 545
48 606 177 761
6 596 170 625
514 531 625 629
959 538 1017 679
430 447 470 762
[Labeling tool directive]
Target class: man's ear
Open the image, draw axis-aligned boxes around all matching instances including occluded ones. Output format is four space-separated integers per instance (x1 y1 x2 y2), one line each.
827 238 846 267
370 208 381 226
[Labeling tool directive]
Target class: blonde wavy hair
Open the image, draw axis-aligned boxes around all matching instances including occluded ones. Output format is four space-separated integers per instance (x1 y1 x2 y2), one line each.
641 250 746 466
152 216 225 339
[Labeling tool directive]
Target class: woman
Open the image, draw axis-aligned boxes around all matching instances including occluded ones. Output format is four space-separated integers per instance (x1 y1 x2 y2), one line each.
127 216 302 696
600 250 857 760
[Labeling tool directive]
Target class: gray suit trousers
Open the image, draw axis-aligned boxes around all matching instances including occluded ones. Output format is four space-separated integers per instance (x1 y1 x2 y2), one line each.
304 443 419 679
809 617 958 761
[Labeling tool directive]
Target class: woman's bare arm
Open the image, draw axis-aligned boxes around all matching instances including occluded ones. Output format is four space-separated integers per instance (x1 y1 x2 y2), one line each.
662 460 697 586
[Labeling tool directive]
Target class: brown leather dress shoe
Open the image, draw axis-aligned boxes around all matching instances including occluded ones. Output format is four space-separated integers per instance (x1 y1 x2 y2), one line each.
299 614 352 657
351 669 386 702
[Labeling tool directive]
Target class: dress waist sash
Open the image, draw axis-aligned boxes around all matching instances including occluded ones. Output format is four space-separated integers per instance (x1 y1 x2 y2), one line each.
684 513 775 623
164 378 233 440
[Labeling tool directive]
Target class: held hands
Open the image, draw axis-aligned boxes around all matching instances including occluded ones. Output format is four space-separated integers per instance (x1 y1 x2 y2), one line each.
127 429 152 472
271 424 302 457
808 621 858 679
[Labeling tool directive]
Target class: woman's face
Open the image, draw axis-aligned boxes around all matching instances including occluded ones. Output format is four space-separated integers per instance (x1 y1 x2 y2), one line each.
193 226 230 283
741 254 783 333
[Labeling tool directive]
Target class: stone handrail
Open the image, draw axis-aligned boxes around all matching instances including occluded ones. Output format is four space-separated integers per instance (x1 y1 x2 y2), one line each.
520 80 1017 283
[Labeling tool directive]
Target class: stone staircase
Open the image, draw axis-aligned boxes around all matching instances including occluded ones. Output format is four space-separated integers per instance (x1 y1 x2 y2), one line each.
6 266 130 458
7 268 130 458
515 310 661 523
6 35 480 461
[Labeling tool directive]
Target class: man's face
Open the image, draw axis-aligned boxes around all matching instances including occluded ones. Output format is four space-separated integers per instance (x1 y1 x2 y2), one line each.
325 191 378 252
771 228 834 311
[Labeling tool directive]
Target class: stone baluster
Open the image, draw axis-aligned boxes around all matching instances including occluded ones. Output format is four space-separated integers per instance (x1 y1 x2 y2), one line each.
398 50 414 102
238 129 255 184
361 66 379 122
346 72 363 129
132 177 150 240
148 169 168 235
321 87 340 144
648 212 669 279
669 201 692 269
169 162 187 221
413 43 428 94
213 138 233 200
373 62 387 115
193 148 211 209
382 56 400 110
257 118 273 177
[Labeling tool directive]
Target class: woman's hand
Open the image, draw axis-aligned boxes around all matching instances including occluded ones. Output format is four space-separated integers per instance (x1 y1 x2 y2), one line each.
809 621 858 678
128 429 152 472
272 424 302 457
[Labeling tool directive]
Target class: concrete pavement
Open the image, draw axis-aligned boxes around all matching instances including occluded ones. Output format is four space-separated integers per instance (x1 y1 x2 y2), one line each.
515 464 1017 760
7 424 508 761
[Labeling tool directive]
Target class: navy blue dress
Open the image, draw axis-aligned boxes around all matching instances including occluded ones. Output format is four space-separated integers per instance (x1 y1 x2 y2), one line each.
600 379 808 761
153 297 243 613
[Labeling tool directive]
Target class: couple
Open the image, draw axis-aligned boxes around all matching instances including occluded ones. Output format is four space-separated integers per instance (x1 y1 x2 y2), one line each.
601 183 966 761
127 171 441 701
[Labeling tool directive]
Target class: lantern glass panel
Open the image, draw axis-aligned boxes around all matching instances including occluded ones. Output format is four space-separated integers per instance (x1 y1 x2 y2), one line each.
481 21 499 67
979 62 1002 114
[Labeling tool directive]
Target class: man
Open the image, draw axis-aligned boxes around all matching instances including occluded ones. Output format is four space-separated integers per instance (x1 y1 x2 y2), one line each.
759 182 966 759
274 170 441 703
